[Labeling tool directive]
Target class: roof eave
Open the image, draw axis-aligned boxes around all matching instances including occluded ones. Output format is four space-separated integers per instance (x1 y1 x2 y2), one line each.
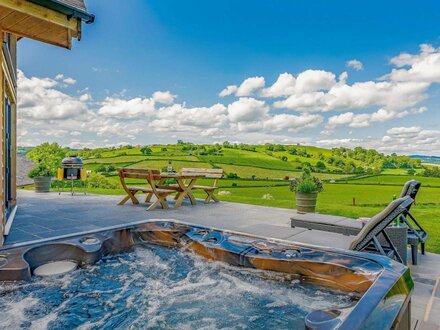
28 0 95 24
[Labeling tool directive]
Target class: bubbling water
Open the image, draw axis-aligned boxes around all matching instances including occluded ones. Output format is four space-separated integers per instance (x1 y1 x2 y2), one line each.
0 245 354 329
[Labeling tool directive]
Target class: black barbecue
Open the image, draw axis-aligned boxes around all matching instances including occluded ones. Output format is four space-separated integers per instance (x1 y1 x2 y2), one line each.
58 155 87 195
61 155 83 179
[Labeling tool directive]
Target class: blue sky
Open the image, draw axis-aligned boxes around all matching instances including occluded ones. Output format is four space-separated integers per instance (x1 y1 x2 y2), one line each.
17 0 440 155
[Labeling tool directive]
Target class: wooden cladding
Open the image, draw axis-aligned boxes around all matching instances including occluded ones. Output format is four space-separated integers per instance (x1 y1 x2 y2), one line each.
0 0 81 49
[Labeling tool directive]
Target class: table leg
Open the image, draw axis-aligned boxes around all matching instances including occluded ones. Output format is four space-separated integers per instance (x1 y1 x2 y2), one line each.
174 179 186 207
174 178 198 207
185 178 198 205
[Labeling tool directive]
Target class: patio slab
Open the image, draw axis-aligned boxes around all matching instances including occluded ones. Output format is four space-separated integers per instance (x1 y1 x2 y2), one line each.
3 189 440 329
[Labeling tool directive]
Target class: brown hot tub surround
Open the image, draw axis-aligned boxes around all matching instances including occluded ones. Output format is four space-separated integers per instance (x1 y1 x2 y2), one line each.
0 220 413 329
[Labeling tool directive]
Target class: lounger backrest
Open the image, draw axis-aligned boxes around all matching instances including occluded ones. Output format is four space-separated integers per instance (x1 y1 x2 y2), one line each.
349 196 413 251
399 180 421 200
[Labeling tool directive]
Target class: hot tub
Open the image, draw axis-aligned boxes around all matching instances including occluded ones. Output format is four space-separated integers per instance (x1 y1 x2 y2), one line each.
0 220 412 329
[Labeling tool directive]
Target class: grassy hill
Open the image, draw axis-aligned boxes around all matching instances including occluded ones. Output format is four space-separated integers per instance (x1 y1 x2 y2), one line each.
23 142 440 253
78 142 423 179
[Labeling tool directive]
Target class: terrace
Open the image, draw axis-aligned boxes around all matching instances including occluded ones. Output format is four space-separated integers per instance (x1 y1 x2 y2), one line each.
4 189 440 329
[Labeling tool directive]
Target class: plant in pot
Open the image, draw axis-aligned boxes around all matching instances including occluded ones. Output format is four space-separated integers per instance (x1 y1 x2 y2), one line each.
290 168 323 213
27 143 66 193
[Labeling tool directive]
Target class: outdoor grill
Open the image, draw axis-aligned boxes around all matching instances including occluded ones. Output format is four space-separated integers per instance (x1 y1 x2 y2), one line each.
57 155 87 195
61 155 83 179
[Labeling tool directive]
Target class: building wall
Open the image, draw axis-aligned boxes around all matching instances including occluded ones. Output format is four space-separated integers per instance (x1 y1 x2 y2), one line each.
0 31 17 246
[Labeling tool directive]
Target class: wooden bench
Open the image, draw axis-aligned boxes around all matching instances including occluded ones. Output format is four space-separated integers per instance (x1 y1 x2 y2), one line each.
180 168 224 204
118 168 176 211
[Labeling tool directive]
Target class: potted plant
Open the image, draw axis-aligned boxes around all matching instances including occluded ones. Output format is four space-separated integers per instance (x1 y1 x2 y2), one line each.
27 143 66 193
290 168 323 213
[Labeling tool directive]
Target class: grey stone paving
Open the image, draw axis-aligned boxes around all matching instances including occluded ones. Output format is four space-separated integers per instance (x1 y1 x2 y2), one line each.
4 190 440 329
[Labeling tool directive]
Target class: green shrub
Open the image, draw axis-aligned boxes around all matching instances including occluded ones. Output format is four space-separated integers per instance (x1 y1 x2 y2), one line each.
87 173 118 189
226 172 239 179
141 147 152 155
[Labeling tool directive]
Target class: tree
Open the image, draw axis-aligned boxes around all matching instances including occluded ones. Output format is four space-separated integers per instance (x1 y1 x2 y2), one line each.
315 161 326 170
423 167 440 177
27 142 66 178
141 147 152 155
407 168 416 176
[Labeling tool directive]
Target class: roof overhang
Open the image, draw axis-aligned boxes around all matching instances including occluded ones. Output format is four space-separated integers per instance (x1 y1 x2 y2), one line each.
0 0 94 49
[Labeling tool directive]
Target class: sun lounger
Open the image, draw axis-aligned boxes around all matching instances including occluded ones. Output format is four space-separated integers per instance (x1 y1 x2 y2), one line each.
288 196 413 263
291 180 427 264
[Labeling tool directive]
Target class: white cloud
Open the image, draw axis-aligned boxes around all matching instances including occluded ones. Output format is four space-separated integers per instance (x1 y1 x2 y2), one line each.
274 91 327 112
98 96 156 118
92 121 141 138
263 113 323 132
16 43 440 153
219 76 265 97
386 126 422 137
79 93 92 102
380 126 440 155
227 97 269 122
219 85 238 97
346 59 363 71
294 70 336 93
17 70 88 120
384 44 440 82
326 106 427 129
63 77 76 85
260 73 296 97
275 80 429 113
151 103 227 132
236 76 265 96
152 91 176 105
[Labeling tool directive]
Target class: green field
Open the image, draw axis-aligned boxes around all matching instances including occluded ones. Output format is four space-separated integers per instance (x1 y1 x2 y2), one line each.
346 175 440 187
196 183 440 253
34 143 440 254
199 148 296 171
78 179 440 253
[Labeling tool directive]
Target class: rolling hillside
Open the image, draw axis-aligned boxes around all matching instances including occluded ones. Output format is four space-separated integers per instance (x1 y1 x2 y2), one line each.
20 142 440 253
77 142 423 180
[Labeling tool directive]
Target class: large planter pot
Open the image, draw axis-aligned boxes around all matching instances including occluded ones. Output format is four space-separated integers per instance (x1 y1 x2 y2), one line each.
296 192 318 213
33 176 52 193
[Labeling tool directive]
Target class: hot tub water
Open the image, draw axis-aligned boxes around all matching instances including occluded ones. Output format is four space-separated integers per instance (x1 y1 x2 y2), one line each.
0 245 354 329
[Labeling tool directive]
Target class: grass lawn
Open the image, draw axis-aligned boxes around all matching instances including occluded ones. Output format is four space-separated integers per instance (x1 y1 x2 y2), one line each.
381 168 424 175
199 148 296 171
130 160 213 170
200 183 440 253
85 155 200 164
77 178 440 253
346 175 440 187
213 163 352 180
84 155 149 164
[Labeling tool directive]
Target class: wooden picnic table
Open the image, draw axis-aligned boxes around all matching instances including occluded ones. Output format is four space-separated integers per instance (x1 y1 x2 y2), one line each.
159 173 205 207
